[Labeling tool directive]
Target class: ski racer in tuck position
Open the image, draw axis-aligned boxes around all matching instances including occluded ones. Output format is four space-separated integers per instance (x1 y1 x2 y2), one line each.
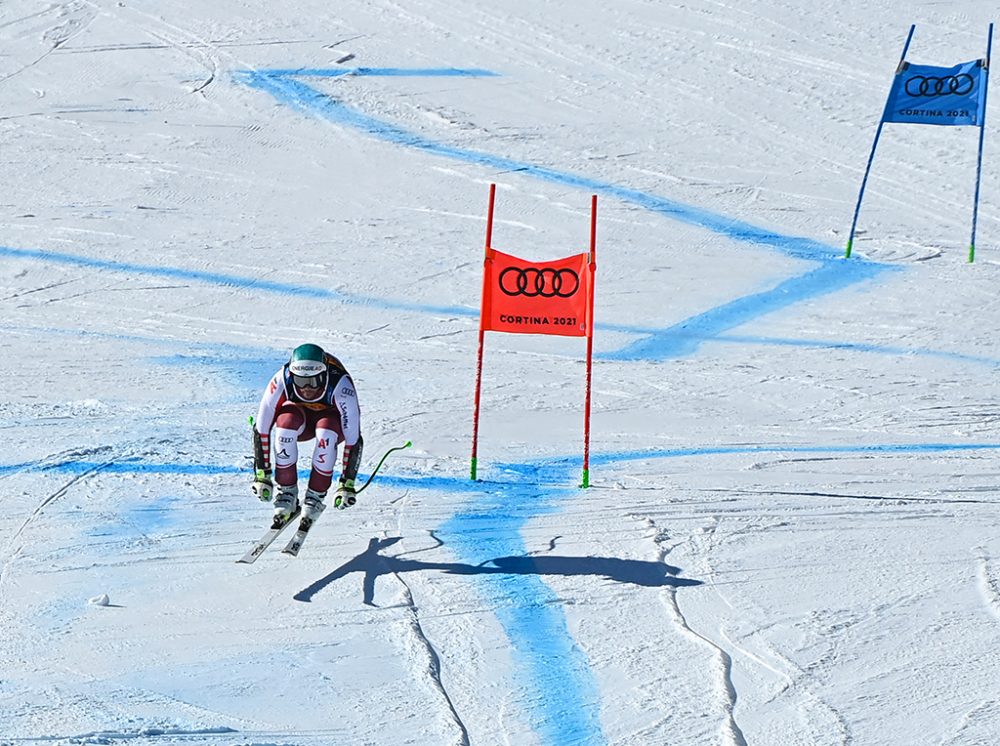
250 343 363 526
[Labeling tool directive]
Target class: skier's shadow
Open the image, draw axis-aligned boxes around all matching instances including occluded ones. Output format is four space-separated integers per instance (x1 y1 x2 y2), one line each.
294 536 702 604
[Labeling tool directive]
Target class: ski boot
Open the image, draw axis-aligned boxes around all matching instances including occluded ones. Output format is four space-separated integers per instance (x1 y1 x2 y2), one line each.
302 488 327 526
271 484 299 529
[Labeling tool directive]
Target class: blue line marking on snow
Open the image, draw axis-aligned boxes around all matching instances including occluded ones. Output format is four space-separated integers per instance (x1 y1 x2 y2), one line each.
0 459 241 477
9 442 998 481
0 244 918 365
234 66 899 362
712 333 1000 368
233 66 871 267
602 261 888 360
0 245 473 317
8 441 999 745
261 67 499 78
5 317 1000 372
436 480 601 743
236 70 820 255
587 441 1000 465
86 494 180 538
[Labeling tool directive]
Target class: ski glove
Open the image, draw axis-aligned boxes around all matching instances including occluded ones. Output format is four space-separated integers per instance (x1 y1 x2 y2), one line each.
334 478 356 510
251 469 274 502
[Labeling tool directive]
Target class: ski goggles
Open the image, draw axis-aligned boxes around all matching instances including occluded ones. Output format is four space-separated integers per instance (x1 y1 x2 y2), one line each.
292 373 324 389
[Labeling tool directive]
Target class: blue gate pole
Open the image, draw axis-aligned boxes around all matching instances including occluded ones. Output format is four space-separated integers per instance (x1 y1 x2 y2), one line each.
969 23 993 264
846 24 916 259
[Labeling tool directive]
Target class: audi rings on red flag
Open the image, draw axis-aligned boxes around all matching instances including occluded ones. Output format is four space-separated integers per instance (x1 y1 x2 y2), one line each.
498 266 581 298
480 249 592 337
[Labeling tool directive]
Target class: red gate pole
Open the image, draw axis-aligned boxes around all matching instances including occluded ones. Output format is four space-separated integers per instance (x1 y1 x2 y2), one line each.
581 194 597 488
471 183 497 480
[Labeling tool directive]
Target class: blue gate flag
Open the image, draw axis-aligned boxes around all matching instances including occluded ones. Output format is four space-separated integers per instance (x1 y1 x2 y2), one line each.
883 59 987 126
847 24 994 262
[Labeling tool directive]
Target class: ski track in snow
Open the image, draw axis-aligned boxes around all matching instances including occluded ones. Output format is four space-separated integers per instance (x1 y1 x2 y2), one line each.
642 516 746 746
686 516 851 745
0 446 115 598
0 1 97 86
667 588 749 746
389 564 472 746
975 548 1000 623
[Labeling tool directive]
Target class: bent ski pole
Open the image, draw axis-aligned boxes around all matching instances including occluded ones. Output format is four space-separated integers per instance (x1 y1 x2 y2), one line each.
356 441 412 494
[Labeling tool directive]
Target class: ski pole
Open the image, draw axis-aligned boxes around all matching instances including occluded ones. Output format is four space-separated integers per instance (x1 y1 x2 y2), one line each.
356 440 412 494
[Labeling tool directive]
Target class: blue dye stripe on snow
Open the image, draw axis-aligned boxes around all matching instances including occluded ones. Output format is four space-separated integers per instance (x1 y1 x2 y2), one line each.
5 315 999 370
8 440 1000 746
9 441 998 480
0 244 472 317
6 440 1000 480
262 67 499 78
604 260 888 360
0 459 243 477
437 478 600 743
227 66 944 745
236 66 853 263
585 441 1000 467
712 333 1000 368
236 66 898 363
5 245 957 367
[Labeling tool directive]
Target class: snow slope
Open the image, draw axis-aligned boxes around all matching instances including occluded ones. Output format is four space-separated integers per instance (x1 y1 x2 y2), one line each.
2 1 1000 744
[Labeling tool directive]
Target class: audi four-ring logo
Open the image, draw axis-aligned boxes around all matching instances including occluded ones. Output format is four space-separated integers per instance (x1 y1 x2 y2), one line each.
904 74 975 97
499 267 580 297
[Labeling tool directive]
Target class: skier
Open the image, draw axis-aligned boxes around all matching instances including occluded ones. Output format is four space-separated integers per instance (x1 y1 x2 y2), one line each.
250 343 363 527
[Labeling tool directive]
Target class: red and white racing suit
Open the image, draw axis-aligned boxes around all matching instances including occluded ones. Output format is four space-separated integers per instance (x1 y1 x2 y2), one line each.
254 355 361 494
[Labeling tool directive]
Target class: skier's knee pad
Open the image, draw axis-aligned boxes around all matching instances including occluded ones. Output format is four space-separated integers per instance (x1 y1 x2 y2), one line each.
273 427 299 467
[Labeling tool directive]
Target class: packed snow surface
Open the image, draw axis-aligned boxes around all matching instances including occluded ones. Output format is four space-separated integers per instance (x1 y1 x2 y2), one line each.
2 1 1000 744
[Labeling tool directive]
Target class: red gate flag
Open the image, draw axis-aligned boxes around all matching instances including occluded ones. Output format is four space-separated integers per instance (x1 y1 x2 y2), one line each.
471 184 598 487
479 249 593 337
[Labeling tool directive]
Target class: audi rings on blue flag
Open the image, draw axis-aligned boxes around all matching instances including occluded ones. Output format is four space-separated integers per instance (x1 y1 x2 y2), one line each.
883 59 987 126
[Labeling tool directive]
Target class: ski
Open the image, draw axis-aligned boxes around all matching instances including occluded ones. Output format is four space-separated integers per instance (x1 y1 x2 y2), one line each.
239 439 410 562
237 508 301 564
282 516 317 557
